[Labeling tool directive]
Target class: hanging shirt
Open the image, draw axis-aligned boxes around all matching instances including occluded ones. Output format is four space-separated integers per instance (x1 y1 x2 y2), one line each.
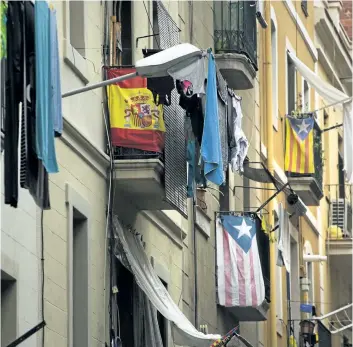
35 0 58 173
168 55 207 96
227 89 249 173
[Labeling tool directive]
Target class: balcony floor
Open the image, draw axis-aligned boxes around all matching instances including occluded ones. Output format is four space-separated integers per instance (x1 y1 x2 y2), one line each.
112 158 173 211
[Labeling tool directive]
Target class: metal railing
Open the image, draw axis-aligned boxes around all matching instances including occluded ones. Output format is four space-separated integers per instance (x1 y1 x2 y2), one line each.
327 184 353 240
214 1 258 68
112 146 164 162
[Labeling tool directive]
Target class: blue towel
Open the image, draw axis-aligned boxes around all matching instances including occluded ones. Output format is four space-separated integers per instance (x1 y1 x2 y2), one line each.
50 7 63 137
200 53 224 186
35 1 58 173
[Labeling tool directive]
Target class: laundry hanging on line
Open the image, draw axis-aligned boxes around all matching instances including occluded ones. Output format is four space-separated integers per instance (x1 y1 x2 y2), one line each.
4 0 62 209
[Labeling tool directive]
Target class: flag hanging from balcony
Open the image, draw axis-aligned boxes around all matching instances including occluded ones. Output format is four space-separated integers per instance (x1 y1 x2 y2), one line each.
285 115 315 174
216 215 265 307
106 68 166 153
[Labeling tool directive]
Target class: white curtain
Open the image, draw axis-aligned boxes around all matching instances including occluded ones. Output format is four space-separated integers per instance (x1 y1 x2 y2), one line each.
113 216 221 347
287 51 353 183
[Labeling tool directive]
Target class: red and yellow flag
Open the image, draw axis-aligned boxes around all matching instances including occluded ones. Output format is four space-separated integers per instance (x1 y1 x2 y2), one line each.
284 116 315 174
106 68 165 153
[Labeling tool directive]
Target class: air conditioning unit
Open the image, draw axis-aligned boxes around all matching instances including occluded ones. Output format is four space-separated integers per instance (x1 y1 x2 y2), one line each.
330 199 352 237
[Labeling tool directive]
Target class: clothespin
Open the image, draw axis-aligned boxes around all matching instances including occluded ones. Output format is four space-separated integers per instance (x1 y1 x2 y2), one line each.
49 2 54 11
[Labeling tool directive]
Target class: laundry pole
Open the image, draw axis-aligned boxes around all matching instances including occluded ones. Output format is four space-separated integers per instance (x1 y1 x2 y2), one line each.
264 1 277 347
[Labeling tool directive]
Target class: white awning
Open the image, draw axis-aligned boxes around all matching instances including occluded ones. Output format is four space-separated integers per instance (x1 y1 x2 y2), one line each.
113 216 221 347
287 51 353 184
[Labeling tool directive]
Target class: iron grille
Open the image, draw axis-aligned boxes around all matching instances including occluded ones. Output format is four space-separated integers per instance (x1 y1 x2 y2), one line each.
214 1 258 69
156 1 187 216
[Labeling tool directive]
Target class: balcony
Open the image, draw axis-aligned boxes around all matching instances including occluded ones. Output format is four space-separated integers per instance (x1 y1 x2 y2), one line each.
326 184 353 256
112 147 174 211
213 1 258 90
227 218 270 321
287 123 324 206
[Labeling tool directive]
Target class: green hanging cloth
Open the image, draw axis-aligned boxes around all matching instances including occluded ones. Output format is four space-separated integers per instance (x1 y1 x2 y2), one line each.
0 1 7 59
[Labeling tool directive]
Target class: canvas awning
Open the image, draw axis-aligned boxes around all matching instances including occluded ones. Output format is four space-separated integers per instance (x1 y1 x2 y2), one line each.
112 216 221 347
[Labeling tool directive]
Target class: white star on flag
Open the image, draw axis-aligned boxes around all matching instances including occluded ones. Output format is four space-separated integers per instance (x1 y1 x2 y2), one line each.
297 120 311 134
234 219 252 239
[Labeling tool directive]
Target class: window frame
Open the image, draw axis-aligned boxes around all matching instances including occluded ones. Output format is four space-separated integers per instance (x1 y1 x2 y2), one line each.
66 183 92 347
63 1 89 84
271 6 279 131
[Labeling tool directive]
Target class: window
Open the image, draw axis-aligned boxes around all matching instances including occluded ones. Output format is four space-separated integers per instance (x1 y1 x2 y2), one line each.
290 232 301 342
72 208 89 347
66 184 91 347
302 79 310 112
287 53 296 115
1 271 17 347
69 1 85 58
271 14 279 130
120 1 133 65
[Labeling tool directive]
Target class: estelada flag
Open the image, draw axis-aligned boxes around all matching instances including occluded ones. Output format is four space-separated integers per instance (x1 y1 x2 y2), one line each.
285 115 315 174
106 68 166 153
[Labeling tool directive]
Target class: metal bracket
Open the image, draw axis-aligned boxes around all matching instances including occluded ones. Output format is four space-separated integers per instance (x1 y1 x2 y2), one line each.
7 321 46 347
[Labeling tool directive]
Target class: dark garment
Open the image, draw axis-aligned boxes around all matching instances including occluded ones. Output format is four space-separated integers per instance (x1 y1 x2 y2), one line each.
176 80 204 146
142 48 174 106
5 1 50 209
5 1 23 207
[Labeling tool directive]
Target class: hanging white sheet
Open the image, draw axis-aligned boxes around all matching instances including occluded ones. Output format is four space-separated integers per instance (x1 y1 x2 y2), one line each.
276 203 291 273
287 51 353 183
112 216 221 347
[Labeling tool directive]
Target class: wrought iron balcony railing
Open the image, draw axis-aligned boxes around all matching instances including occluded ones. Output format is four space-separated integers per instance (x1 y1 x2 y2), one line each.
112 146 164 163
214 1 258 69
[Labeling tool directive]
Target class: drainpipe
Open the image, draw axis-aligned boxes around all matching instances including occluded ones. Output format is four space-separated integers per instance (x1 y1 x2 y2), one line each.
300 277 311 320
264 2 277 347
188 197 198 327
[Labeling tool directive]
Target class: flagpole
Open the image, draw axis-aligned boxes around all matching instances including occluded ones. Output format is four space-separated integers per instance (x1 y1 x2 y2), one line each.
62 72 137 98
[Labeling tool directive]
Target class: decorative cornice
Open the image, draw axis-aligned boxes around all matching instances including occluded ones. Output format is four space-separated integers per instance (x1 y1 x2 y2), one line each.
60 117 110 178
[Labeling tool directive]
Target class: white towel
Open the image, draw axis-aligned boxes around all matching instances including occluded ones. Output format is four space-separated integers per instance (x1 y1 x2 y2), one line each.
277 203 291 273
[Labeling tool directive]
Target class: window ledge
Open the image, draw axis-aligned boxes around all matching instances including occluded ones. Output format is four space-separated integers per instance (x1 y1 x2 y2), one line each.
63 38 89 85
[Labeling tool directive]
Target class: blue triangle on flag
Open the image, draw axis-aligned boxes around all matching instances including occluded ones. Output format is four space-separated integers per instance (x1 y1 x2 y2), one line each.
288 116 314 141
221 215 257 253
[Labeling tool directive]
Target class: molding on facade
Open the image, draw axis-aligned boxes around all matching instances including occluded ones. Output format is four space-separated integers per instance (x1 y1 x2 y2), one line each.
61 117 110 178
195 206 211 239
141 210 187 249
283 0 318 61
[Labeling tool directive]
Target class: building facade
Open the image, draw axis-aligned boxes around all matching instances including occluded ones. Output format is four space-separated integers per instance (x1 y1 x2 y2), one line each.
0 1 352 347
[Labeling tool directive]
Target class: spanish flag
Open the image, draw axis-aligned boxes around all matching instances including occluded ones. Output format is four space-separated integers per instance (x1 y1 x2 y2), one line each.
106 68 166 153
284 115 315 174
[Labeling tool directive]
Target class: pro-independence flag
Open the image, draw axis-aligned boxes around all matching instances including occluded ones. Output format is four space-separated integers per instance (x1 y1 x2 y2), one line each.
285 116 315 174
216 215 265 307
106 68 166 153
